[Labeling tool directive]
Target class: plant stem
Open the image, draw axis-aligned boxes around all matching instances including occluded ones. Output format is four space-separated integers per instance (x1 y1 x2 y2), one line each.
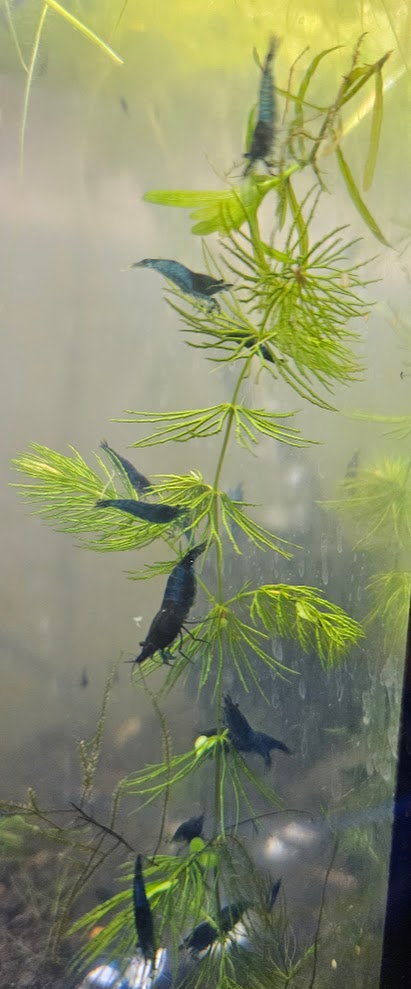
210 356 252 923
209 207 263 847
213 367 249 494
212 361 251 607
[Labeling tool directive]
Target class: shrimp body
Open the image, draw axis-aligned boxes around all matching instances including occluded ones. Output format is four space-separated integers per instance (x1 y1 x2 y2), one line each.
100 439 151 495
223 694 255 749
223 694 290 766
134 543 206 665
133 855 155 962
171 814 204 844
181 901 250 955
181 920 219 954
244 37 277 174
250 729 291 767
96 498 186 524
129 259 232 309
162 541 207 612
135 604 185 664
258 37 276 125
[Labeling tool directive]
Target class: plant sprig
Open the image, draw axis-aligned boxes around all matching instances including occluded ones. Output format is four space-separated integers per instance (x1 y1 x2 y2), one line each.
8 35 390 981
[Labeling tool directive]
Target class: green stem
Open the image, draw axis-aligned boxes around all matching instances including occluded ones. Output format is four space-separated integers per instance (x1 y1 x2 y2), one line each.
210 358 252 866
209 211 263 851
212 362 250 600
247 208 267 270
20 3 49 177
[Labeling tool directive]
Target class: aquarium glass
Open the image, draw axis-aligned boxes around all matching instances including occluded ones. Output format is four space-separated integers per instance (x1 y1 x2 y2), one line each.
2 3 411 988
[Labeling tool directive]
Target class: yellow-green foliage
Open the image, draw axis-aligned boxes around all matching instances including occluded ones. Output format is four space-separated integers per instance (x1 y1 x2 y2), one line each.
328 457 411 550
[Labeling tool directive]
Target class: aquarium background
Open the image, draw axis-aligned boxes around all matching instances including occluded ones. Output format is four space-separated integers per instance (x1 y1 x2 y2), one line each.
1 2 411 987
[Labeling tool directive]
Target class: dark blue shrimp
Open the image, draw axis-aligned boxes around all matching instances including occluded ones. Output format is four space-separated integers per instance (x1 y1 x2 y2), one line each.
171 814 204 844
100 439 151 495
268 879 282 910
251 729 291 766
128 259 232 310
345 449 360 479
220 901 251 933
133 542 206 666
180 901 250 955
180 920 218 954
223 695 255 751
223 695 291 767
229 330 275 363
162 541 207 612
134 604 186 666
259 342 275 364
133 855 155 963
244 37 277 175
95 498 186 525
243 336 275 363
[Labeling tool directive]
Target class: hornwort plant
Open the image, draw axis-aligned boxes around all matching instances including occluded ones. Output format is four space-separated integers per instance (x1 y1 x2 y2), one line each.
323 315 411 849
7 35 394 989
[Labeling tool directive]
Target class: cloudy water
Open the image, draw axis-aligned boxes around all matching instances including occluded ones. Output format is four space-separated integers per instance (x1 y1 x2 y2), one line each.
1 4 411 989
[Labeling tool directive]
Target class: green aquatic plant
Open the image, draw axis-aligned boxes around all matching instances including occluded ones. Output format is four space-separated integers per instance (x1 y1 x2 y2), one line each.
145 38 391 244
0 814 39 859
0 664 124 961
331 459 411 664
327 457 411 550
366 569 411 653
9 34 393 989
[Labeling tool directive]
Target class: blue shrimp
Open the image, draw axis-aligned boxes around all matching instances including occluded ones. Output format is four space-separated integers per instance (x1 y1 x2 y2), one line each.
244 37 277 175
100 439 151 495
133 855 155 963
95 498 186 525
162 541 207 612
128 258 232 310
181 901 250 955
133 542 206 665
223 695 291 767
171 814 204 844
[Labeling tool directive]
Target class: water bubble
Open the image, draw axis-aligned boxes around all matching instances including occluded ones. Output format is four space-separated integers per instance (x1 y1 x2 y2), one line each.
298 678 306 700
336 522 343 554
